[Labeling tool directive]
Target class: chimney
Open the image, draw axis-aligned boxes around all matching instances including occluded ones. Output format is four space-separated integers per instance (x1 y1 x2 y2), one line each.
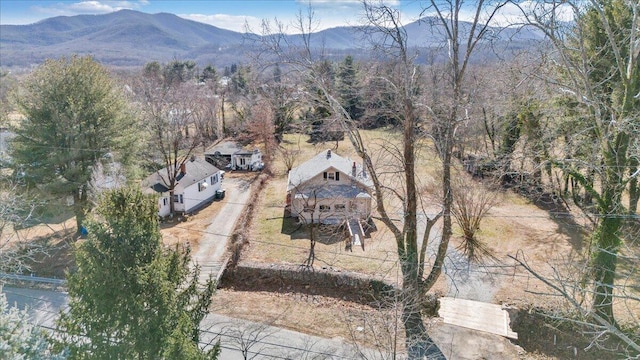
352 162 356 177
326 149 331 158
180 163 186 174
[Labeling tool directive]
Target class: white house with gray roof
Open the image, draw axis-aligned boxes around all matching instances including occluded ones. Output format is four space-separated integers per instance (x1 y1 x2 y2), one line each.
144 157 222 217
205 141 263 171
287 149 373 225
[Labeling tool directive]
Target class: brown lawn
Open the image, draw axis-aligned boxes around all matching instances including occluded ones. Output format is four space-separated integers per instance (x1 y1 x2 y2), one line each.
9 132 638 359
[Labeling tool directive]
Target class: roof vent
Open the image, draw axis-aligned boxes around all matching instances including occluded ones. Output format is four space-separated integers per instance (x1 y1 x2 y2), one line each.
326 149 332 158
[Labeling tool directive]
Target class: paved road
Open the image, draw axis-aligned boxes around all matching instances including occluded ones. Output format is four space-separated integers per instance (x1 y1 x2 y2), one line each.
200 314 376 359
193 176 252 284
1 286 67 329
1 286 376 359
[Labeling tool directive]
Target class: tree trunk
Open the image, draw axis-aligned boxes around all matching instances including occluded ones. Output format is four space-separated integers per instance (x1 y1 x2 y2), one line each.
401 270 443 359
73 185 89 235
592 219 620 325
169 189 175 215
629 159 639 215
221 94 226 135
306 212 316 267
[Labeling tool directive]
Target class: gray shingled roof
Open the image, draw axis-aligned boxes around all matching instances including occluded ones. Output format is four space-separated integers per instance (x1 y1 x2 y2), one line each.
287 150 373 191
145 157 220 193
294 184 371 199
205 141 244 157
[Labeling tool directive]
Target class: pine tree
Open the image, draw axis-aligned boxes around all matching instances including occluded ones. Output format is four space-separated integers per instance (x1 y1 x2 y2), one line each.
56 187 219 359
338 56 364 122
10 56 136 234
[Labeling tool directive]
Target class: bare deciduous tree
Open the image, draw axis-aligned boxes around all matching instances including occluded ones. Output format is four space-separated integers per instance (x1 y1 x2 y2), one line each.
134 70 204 215
515 0 640 326
191 81 223 142
218 320 279 360
279 142 301 175
0 178 46 275
510 251 640 356
451 173 499 262
246 100 277 175
260 1 508 357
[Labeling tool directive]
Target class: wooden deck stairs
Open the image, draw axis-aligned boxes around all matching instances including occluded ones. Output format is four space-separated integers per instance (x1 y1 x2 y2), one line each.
347 218 365 251
438 297 518 339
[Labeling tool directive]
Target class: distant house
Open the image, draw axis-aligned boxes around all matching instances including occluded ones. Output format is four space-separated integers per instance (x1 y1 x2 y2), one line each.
231 148 263 171
286 149 373 225
144 157 222 217
205 141 263 171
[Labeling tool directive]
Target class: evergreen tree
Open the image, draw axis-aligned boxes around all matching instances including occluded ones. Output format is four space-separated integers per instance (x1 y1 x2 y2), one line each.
56 188 219 359
337 56 364 122
0 291 67 359
10 56 136 234
200 65 218 83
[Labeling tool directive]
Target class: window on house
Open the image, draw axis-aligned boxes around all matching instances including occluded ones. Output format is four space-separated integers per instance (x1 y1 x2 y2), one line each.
211 174 218 184
240 158 246 166
173 194 183 203
162 198 168 206
319 205 330 212
327 173 335 180
198 181 208 192
335 204 346 212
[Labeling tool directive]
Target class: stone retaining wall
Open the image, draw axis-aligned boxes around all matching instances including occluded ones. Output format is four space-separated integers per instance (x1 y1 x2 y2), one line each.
220 262 398 305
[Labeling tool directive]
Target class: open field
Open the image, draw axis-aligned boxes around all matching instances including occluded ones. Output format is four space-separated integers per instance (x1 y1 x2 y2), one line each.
243 132 584 301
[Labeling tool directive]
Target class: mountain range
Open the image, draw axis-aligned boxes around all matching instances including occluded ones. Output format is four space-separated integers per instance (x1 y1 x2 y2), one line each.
0 9 544 69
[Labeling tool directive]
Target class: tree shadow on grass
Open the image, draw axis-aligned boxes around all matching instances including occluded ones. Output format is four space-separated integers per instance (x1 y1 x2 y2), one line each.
279 210 346 245
17 199 75 229
507 184 586 252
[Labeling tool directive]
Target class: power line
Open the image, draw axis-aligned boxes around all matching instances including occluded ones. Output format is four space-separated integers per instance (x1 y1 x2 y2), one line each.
200 328 356 359
167 220 634 277
10 294 358 359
